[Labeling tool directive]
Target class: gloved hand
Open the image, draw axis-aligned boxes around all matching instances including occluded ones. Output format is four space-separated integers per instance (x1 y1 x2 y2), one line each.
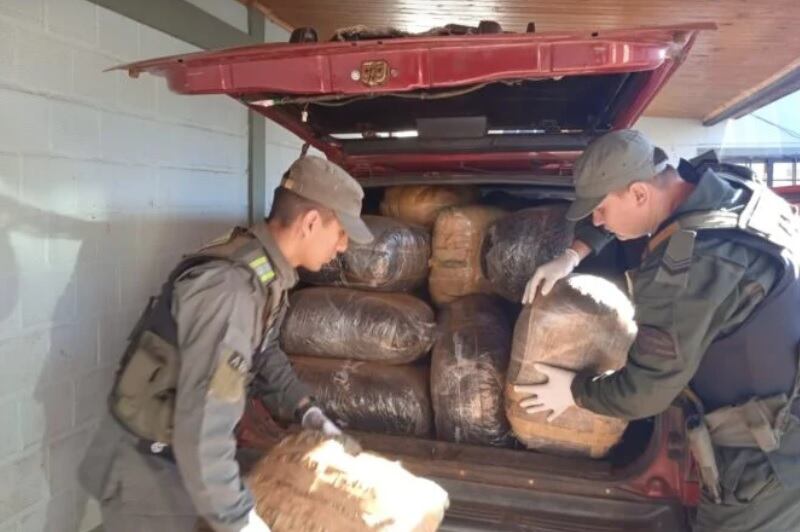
513 363 577 422
521 248 581 305
301 405 342 437
241 509 271 532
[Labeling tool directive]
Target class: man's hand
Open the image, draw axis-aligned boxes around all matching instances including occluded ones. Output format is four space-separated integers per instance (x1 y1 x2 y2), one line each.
241 509 271 532
301 406 342 437
522 249 581 305
513 363 577 422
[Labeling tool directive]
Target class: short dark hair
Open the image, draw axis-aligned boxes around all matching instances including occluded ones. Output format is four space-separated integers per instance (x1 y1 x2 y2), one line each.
651 164 678 189
267 187 336 226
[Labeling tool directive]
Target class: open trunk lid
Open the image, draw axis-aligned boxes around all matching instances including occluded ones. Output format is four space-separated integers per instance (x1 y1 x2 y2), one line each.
116 23 712 179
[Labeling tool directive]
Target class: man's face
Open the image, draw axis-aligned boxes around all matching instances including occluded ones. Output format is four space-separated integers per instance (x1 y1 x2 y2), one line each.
297 210 349 271
590 182 653 240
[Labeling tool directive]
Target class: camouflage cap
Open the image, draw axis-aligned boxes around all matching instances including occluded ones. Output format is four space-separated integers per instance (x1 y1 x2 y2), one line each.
281 156 374 244
567 129 669 221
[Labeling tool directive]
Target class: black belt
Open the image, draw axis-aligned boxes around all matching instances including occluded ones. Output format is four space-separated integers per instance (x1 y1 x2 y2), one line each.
135 439 176 463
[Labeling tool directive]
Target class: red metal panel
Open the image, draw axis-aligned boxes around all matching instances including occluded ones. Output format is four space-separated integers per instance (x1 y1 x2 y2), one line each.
117 24 710 96
775 185 800 205
428 43 541 85
115 23 712 175
232 55 333 93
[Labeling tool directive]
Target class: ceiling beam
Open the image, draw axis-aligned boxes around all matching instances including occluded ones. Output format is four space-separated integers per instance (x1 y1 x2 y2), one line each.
87 0 260 50
703 57 800 126
247 5 267 224
236 0 294 33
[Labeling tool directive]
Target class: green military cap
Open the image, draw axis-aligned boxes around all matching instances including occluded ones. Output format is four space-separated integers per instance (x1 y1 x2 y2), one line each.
567 129 669 221
281 156 374 244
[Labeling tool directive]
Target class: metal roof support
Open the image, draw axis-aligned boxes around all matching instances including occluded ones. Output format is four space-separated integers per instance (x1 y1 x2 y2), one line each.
247 4 267 224
703 59 800 126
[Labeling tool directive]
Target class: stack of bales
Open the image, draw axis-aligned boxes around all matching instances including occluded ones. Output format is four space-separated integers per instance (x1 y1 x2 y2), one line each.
279 184 636 459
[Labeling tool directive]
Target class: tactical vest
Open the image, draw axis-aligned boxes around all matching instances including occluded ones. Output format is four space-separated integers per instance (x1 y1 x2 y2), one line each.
646 167 800 498
108 225 284 448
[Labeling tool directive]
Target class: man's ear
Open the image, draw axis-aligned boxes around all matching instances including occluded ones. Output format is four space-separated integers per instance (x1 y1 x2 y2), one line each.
629 182 649 206
300 209 321 237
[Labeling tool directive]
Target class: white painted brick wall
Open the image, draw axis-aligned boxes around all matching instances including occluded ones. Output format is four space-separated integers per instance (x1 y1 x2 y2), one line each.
0 449 48 524
0 398 21 458
0 0 304 530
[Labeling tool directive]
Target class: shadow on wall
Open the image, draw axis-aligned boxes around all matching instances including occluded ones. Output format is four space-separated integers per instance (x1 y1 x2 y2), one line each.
0 193 234 531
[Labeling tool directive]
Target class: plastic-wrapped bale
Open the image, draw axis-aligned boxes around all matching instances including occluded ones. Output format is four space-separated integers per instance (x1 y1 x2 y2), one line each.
428 205 506 306
290 356 433 437
300 215 430 292
379 185 479 228
482 204 574 301
244 431 449 532
504 274 637 458
431 295 513 446
281 287 436 364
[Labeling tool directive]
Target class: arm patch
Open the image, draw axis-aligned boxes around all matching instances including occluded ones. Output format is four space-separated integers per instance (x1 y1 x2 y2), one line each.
634 326 678 359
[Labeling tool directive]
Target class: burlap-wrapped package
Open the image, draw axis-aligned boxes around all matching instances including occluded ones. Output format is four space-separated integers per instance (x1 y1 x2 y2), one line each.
281 287 436 364
290 356 433 437
379 185 479 228
481 204 573 301
505 274 637 458
431 295 512 447
428 205 506 306
300 215 431 292
233 431 449 532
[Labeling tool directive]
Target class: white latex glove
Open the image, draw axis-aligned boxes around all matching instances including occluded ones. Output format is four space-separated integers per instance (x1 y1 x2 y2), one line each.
301 406 342 437
513 363 577 422
521 248 581 305
241 509 271 532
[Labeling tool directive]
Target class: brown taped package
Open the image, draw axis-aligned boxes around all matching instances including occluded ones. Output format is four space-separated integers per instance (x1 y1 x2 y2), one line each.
290 355 433 437
203 431 449 532
431 295 513 446
505 275 637 458
379 185 479 228
482 204 574 301
428 205 506 306
281 287 436 364
300 215 431 292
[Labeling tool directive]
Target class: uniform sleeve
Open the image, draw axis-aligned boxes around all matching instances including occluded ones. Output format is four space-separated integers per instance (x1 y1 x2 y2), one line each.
572 242 779 420
171 262 260 532
251 312 311 421
574 218 614 255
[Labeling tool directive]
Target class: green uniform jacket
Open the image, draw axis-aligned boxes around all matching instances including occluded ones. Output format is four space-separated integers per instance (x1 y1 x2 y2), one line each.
79 225 310 532
571 172 793 505
572 171 779 418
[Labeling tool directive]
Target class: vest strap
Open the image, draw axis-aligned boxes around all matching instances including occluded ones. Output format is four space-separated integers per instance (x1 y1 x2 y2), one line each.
705 395 785 452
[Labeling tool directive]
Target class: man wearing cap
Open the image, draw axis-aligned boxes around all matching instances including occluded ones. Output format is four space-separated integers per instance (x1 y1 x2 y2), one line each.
518 129 800 530
79 156 374 532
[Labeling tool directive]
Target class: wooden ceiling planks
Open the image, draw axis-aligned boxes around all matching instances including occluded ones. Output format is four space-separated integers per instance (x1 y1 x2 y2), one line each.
246 0 800 120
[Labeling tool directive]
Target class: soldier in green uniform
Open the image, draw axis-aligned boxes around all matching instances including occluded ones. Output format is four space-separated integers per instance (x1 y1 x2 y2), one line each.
518 129 800 531
78 156 374 532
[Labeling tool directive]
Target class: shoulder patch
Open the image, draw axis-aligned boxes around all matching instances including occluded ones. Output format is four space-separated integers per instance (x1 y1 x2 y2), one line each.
246 253 276 286
634 326 678 359
654 229 696 288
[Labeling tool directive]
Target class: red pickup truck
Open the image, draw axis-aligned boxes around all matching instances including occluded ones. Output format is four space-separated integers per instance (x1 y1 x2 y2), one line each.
776 185 800 205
